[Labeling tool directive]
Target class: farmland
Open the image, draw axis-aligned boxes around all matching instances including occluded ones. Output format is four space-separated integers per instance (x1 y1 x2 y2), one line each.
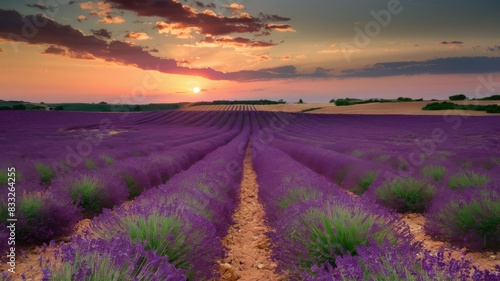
0 110 499 280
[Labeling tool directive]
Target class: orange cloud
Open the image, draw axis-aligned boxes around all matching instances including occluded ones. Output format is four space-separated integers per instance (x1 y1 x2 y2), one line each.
265 24 295 32
80 1 125 24
125 32 151 40
156 22 201 39
193 36 277 49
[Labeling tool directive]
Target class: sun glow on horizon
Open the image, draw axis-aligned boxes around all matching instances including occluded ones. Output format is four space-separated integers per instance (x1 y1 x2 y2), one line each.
193 87 201 94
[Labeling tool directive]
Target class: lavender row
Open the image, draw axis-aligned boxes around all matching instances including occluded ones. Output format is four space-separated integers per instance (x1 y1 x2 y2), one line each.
251 136 499 280
0 126 240 255
0 111 239 184
40 130 250 280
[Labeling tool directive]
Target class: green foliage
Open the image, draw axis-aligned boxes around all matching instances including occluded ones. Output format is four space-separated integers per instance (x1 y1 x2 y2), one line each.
12 104 26 110
278 187 320 210
0 193 43 222
95 213 199 278
448 171 491 190
298 99 304 104
429 189 500 251
127 216 189 266
329 99 336 103
50 251 126 281
70 176 102 213
101 155 115 165
421 165 446 182
449 94 467 100
35 163 56 184
335 99 352 106
123 175 141 199
397 97 413 102
85 158 97 170
289 204 395 270
422 101 500 114
353 171 378 195
376 177 435 213
479 94 500 100
351 149 363 157
301 107 323 113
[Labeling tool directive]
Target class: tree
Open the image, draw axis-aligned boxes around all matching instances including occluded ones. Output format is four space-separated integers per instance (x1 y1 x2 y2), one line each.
449 94 467 101
12 104 26 110
335 99 351 106
329 99 336 103
298 99 304 104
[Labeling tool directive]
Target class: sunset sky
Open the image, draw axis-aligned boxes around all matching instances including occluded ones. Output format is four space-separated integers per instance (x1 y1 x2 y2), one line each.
1 0 499 103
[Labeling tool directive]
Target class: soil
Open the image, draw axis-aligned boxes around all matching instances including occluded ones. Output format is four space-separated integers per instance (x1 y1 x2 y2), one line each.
0 219 90 281
217 145 284 281
403 213 499 271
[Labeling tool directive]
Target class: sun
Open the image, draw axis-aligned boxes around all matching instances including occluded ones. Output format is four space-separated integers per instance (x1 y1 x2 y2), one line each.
193 87 201 94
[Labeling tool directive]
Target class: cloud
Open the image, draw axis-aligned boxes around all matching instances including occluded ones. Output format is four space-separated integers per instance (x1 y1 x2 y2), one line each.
125 32 151 40
0 9 326 82
80 1 125 24
156 22 200 39
193 36 277 49
265 24 295 32
98 15 125 24
77 15 87 22
149 48 159 52
340 57 500 78
0 48 3 53
226 3 245 14
250 52 270 62
280 55 291 61
42 45 95 60
26 3 50 11
438 40 463 45
107 0 290 36
43 45 66 55
92 28 112 39
194 1 215 9
487 45 500 52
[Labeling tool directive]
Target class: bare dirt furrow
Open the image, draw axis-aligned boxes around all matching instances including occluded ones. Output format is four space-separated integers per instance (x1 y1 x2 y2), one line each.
218 145 282 281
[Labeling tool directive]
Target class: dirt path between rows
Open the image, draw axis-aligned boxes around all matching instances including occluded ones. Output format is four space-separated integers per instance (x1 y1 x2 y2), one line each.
217 145 283 281
403 213 499 272
0 218 91 281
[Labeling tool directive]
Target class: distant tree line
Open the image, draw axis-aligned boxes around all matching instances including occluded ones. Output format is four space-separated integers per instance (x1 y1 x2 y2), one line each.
330 97 423 106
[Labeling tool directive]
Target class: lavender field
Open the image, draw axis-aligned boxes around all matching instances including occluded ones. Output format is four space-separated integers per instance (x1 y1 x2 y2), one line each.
1 110 499 280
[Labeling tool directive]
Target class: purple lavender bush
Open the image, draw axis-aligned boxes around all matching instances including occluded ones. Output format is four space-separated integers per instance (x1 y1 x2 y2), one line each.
425 184 500 251
44 235 186 281
448 170 491 190
302 242 500 280
90 203 218 280
111 162 152 199
0 183 82 244
373 177 435 213
54 171 128 217
272 199 398 275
